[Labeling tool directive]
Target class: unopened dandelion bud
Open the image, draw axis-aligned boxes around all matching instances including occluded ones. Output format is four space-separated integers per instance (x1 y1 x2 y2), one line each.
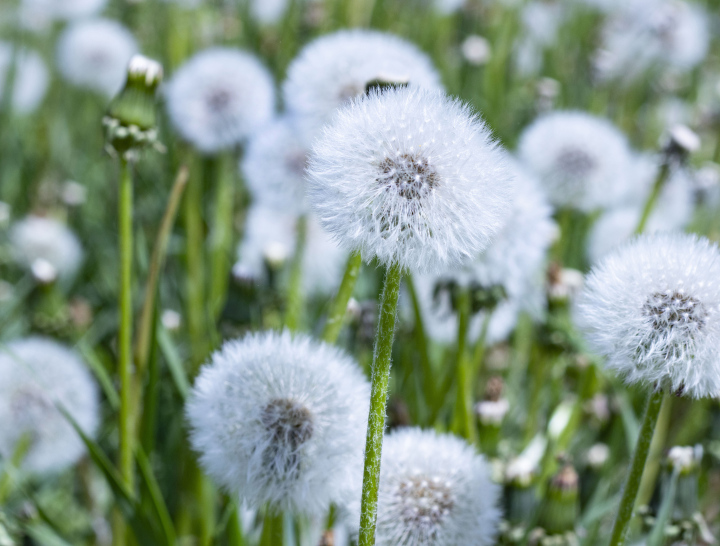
663 124 701 162
104 55 163 157
476 377 508 454
539 462 579 536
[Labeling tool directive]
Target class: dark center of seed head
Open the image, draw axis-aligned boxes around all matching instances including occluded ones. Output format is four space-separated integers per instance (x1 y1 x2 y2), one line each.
555 147 596 178
206 88 232 112
642 291 708 332
260 398 314 450
378 153 439 201
397 475 454 530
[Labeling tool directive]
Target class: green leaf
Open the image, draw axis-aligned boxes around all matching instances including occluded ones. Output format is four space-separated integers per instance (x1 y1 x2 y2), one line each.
157 326 190 398
136 447 176 546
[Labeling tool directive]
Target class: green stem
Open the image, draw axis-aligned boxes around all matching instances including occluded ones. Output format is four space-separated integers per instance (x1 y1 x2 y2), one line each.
284 216 307 331
118 157 135 491
635 162 670 235
608 389 665 546
451 289 473 440
227 506 244 546
0 432 32 504
358 263 403 546
259 509 284 546
321 251 362 344
405 275 435 423
208 153 236 321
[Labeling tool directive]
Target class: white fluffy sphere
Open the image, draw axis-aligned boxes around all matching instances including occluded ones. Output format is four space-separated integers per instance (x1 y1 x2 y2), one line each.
0 43 49 115
577 233 720 398
518 110 634 212
235 205 348 295
10 216 83 283
348 428 501 545
307 87 513 273
186 331 370 515
57 18 138 97
165 48 275 153
283 30 443 142
0 337 99 475
242 117 309 215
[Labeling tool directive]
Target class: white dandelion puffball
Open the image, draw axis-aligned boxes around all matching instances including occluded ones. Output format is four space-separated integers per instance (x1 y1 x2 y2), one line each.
597 0 709 82
0 337 99 475
412 160 554 345
242 117 309 215
576 233 720 398
307 87 513 273
283 30 444 142
236 205 348 295
517 110 634 212
348 428 501 545
0 43 49 115
186 331 370 515
249 0 289 24
10 216 83 283
586 158 694 264
20 0 106 24
57 18 138 97
165 47 275 153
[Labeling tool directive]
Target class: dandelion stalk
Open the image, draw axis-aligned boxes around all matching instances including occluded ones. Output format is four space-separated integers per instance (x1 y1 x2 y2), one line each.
634 161 670 235
208 153 236 321
118 156 135 493
322 250 362 344
284 215 307 331
608 389 665 546
451 288 475 442
358 262 403 546
0 432 32 504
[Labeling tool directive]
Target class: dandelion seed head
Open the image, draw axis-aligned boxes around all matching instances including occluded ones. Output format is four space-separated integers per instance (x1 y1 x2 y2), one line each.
0 337 99 475
165 48 275 153
348 428 501 545
10 216 83 283
235 205 348 295
242 117 310 215
307 87 513 273
518 110 633 211
186 331 369 515
57 18 138 97
283 30 443 142
577 232 720 398
0 43 49 115
597 0 709 82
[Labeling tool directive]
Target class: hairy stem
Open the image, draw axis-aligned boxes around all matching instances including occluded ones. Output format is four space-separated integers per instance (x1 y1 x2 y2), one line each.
608 389 665 546
358 263 403 546
322 250 362 344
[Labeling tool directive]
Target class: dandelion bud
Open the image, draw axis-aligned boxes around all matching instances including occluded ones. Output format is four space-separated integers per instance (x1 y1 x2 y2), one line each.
577 233 720 398
663 124 701 161
104 55 163 157
538 462 579 535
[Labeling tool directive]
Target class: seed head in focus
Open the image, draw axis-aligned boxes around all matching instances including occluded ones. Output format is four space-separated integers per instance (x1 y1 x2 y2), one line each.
348 428 501 546
164 47 275 154
0 337 99 475
576 232 720 398
185 330 369 516
307 86 513 273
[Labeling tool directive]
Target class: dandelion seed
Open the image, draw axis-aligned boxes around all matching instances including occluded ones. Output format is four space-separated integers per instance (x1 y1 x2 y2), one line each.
186 331 369 515
10 216 83 284
283 30 443 142
348 428 501 546
57 18 138 97
307 87 512 273
0 43 49 115
165 47 275 153
0 337 99 475
576 232 720 398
